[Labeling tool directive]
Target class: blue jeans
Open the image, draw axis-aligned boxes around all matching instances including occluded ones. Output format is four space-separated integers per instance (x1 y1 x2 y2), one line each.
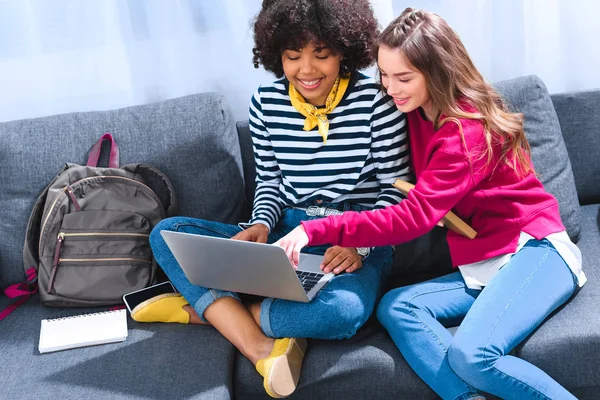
377 239 577 400
150 203 392 340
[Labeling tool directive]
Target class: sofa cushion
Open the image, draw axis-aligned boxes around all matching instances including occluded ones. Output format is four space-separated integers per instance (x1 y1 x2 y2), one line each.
494 75 581 243
0 296 234 400
389 227 454 288
236 120 256 218
234 330 439 400
0 93 247 289
551 90 600 205
516 204 600 394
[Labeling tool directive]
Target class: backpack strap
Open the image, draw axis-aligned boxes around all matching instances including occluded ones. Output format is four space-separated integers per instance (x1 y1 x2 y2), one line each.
0 268 38 322
87 133 119 168
3 164 71 322
122 163 177 216
22 164 69 277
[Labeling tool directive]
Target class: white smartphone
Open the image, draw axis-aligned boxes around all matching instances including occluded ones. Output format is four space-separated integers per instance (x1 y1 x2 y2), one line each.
122 281 177 314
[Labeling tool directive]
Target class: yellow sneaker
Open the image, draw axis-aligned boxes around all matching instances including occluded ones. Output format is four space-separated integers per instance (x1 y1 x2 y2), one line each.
130 292 190 324
255 337 308 398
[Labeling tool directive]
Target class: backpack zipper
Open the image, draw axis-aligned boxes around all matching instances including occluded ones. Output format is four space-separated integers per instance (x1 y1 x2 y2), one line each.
60 232 149 238
66 185 81 211
47 232 65 293
58 258 151 262
47 231 151 294
39 175 163 255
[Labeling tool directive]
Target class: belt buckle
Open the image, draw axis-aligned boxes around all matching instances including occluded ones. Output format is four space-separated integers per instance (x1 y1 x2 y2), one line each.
306 206 342 217
325 208 343 216
306 206 324 217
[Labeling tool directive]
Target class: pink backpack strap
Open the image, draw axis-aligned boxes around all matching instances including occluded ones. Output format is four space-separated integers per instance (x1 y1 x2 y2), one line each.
86 133 119 168
0 268 38 322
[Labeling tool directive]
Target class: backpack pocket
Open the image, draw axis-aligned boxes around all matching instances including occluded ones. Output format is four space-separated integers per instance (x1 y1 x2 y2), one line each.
49 256 152 302
41 210 155 303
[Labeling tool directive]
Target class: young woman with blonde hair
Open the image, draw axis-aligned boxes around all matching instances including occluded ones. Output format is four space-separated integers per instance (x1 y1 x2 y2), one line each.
276 8 585 399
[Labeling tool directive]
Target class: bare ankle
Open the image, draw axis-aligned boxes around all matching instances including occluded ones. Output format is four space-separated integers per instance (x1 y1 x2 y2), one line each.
182 305 209 325
246 337 276 365
202 297 274 364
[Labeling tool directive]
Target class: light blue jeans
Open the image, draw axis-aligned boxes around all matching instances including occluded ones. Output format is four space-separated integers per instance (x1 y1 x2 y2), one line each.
377 239 577 400
150 203 392 340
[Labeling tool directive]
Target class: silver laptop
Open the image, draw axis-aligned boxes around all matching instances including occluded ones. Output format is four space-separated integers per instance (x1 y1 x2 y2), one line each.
160 230 334 302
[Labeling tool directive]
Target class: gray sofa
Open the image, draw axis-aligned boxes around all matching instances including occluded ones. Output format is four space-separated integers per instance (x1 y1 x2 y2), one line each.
1 75 599 399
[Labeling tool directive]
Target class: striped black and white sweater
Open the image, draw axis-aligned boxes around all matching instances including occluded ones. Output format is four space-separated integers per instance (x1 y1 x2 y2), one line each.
246 73 411 231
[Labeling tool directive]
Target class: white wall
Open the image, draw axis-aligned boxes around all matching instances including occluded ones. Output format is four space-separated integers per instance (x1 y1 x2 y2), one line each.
0 0 598 123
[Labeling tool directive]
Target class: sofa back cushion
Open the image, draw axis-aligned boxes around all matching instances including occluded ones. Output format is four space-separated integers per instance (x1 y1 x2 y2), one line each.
494 75 581 243
0 93 247 289
236 121 257 212
551 90 600 205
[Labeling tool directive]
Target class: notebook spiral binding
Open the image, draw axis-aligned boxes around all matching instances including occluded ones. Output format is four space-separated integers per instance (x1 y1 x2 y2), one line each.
46 309 122 322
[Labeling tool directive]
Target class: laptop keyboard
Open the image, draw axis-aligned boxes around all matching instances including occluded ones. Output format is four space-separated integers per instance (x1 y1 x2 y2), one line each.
296 270 324 292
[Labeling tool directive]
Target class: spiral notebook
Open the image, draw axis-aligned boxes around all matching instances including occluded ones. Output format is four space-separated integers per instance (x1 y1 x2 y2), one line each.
39 309 128 354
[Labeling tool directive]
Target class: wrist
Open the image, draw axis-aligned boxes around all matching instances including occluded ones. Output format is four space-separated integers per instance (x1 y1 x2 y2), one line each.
251 223 269 233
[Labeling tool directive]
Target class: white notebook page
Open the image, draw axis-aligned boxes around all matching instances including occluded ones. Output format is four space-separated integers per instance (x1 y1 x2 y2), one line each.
39 309 128 354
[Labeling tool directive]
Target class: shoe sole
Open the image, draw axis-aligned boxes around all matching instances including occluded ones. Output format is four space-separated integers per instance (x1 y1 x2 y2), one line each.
267 338 308 398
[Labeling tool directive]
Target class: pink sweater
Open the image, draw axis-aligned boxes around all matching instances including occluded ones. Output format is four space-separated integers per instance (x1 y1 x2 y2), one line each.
301 107 566 266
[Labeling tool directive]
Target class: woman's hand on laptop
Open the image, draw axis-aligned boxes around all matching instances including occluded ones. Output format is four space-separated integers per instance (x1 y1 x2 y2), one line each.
274 226 309 268
232 224 269 243
321 246 362 275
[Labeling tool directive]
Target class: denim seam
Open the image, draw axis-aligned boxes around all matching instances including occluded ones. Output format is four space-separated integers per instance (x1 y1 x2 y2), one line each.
260 297 276 338
405 281 466 308
406 284 477 395
194 290 220 323
487 366 552 400
408 307 449 352
481 246 553 400
406 283 467 351
174 222 235 238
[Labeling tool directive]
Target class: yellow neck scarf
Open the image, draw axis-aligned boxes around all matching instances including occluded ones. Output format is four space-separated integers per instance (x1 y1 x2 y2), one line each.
289 76 349 144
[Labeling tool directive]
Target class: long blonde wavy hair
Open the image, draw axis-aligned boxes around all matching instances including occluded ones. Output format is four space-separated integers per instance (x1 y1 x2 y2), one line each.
377 8 533 176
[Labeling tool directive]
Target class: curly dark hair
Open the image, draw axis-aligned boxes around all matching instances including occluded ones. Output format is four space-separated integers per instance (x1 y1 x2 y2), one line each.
252 0 379 78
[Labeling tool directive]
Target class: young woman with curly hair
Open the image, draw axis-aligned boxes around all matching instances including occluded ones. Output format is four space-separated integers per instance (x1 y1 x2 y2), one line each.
144 0 411 397
277 8 586 399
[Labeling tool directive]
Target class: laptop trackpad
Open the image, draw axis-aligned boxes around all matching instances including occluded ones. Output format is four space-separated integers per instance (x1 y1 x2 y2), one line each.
297 253 325 273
